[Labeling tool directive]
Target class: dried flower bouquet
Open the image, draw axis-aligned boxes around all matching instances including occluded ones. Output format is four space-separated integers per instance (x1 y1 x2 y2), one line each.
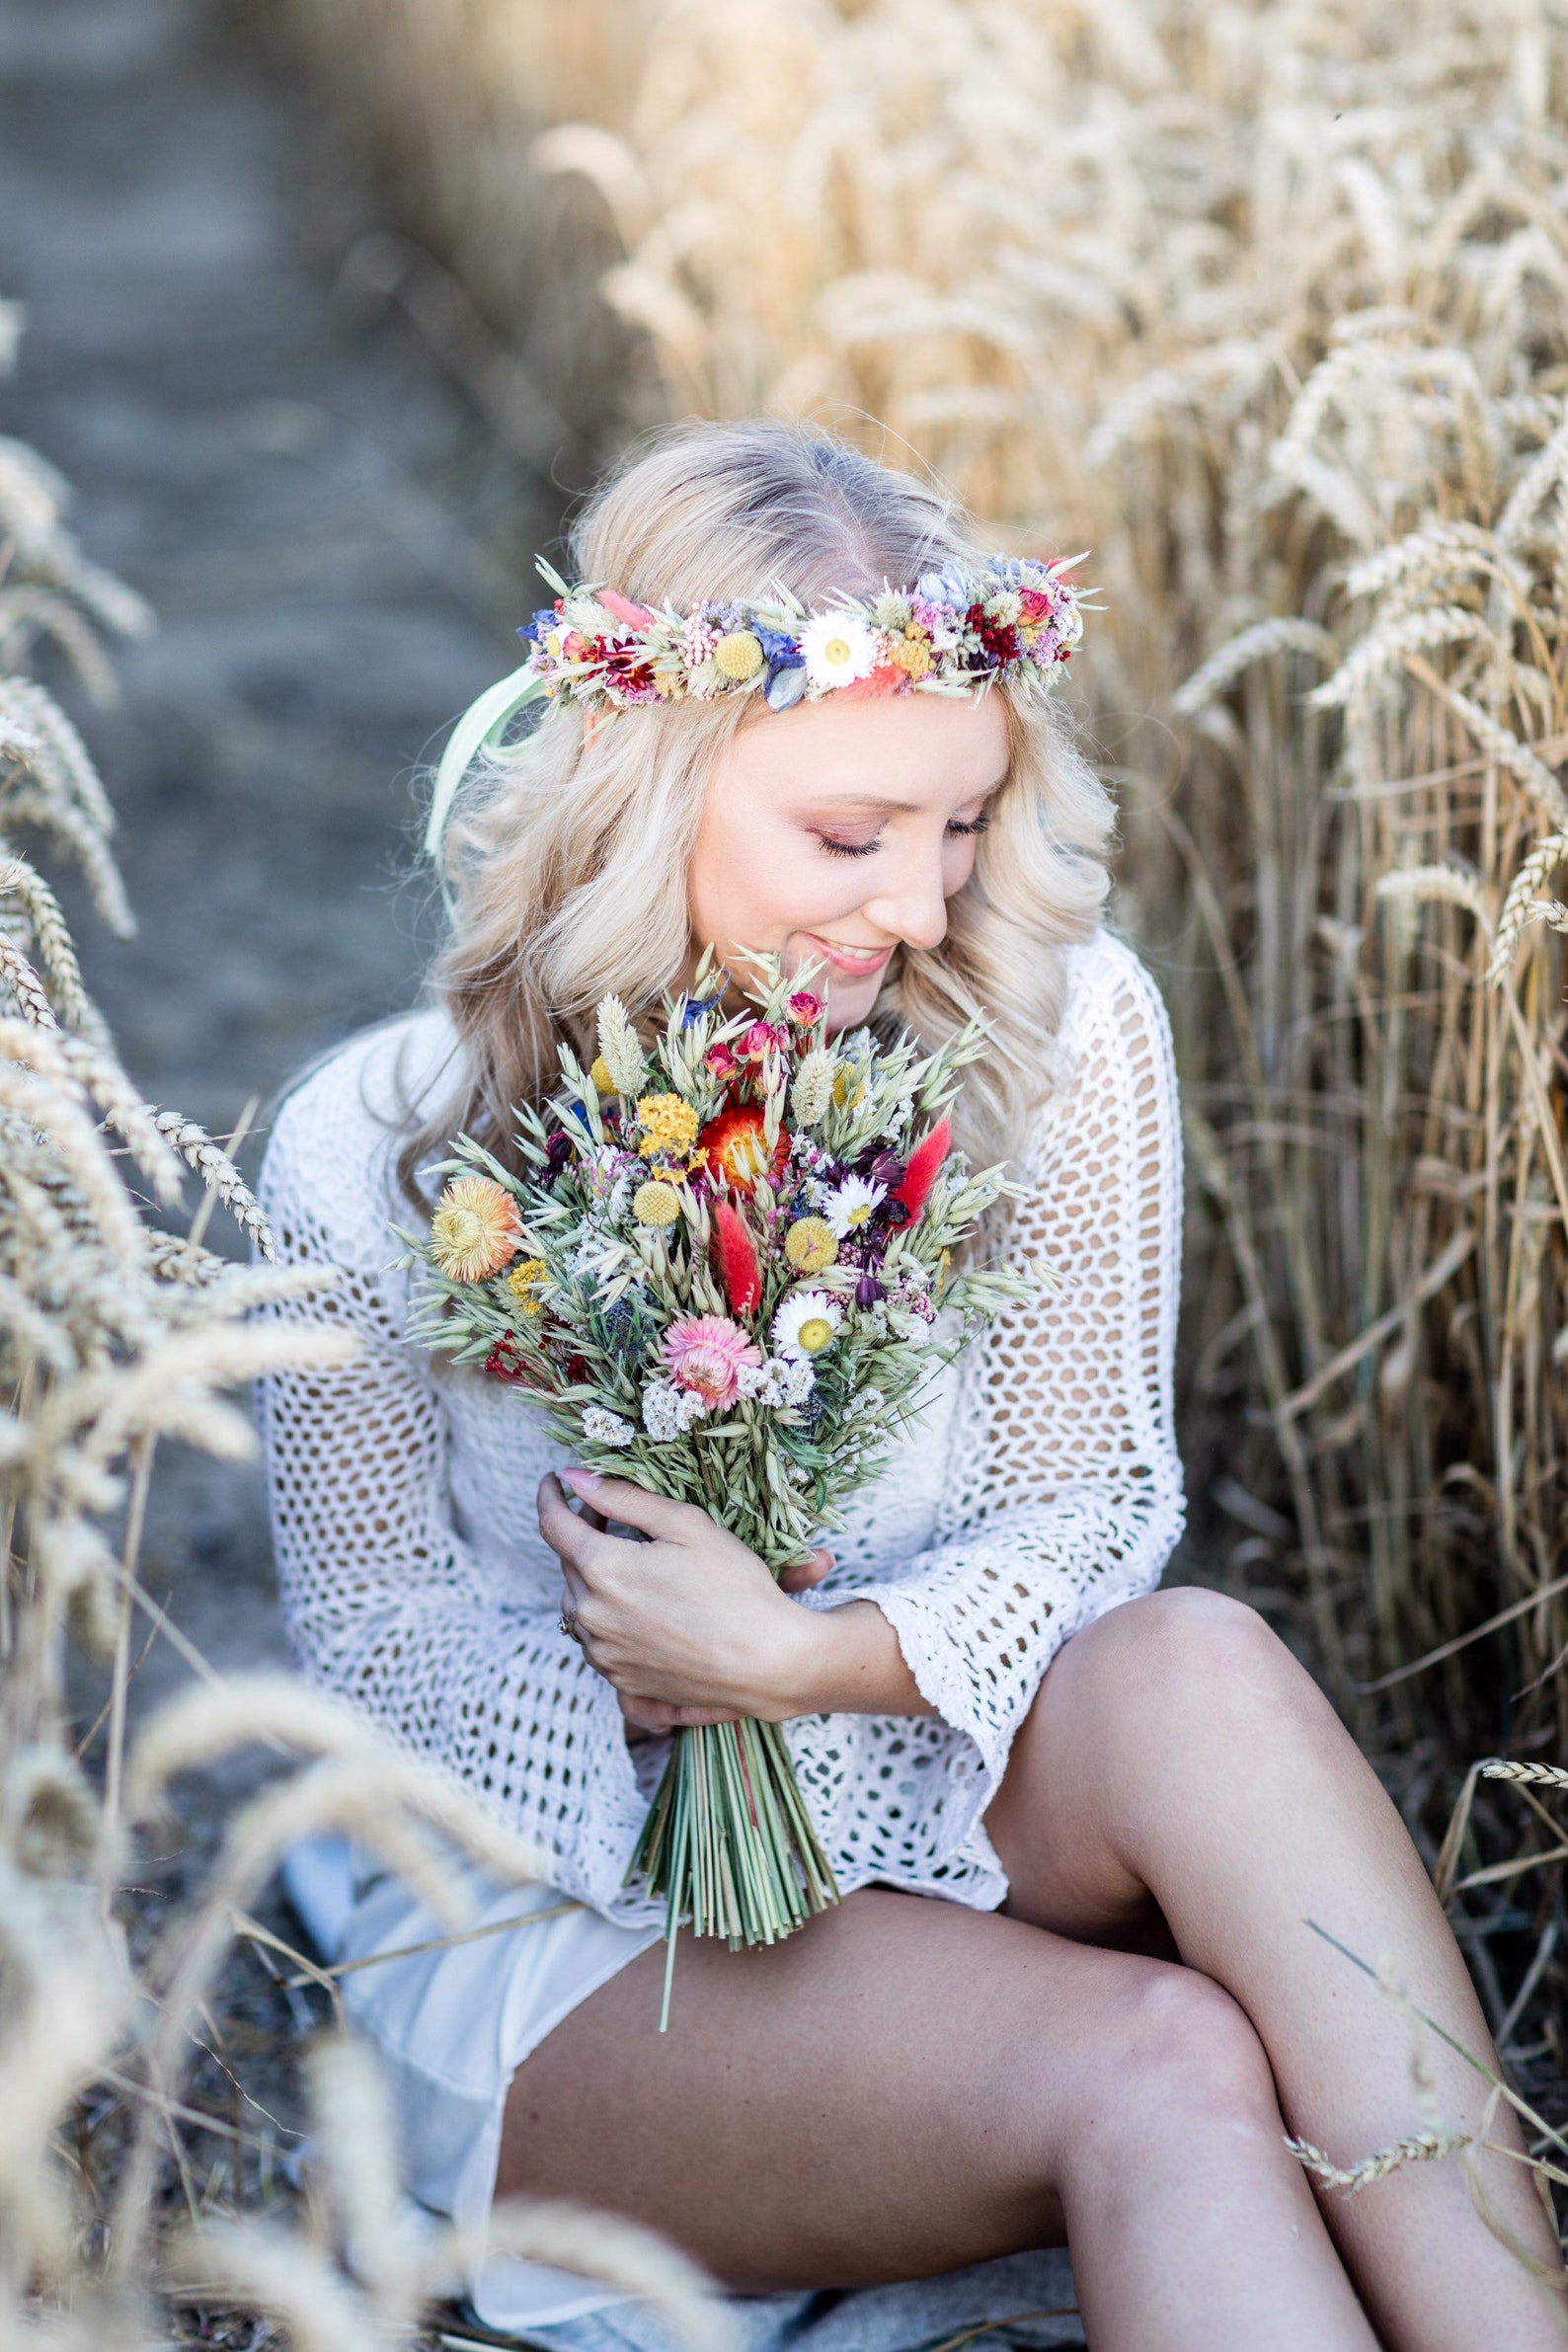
405 957 1041 2022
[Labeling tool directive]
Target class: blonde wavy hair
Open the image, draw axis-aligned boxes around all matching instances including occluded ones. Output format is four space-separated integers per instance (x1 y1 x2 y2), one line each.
400 421 1114 1202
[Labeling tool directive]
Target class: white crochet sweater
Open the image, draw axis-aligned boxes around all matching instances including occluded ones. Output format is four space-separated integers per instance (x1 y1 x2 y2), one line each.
256 930 1185 1924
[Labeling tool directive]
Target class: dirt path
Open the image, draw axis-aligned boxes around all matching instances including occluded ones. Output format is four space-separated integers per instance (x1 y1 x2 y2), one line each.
0 0 557 1706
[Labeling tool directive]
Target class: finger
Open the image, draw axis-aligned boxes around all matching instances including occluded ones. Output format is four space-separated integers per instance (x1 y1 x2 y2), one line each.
560 1468 704 1544
536 1472 610 1573
618 1690 678 1735
778 1547 834 1595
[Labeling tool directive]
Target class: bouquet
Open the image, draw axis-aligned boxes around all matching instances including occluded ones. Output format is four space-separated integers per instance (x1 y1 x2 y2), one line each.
404 958 1041 2025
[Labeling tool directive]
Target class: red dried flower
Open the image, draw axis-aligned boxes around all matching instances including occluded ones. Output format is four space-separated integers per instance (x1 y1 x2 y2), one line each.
712 1198 762 1316
701 1104 786 1195
894 1117 952 1223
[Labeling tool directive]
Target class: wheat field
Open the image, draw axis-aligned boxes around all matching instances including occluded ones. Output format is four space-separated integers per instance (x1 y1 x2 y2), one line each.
260 0 1568 2163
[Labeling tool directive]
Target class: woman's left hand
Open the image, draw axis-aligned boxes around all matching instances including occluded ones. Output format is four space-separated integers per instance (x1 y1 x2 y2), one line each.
536 1468 833 1732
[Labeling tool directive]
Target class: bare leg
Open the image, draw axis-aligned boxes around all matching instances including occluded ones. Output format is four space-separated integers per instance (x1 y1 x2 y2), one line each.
501 1885 1378 2350
986 1587 1567 2352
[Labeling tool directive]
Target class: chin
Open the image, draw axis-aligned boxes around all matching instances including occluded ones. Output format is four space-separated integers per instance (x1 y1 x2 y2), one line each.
823 976 884 1032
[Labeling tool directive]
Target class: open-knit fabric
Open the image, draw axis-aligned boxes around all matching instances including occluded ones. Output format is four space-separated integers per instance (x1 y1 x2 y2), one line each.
255 929 1184 1922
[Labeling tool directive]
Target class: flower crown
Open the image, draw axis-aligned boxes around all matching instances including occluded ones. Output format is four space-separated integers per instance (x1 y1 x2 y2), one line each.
426 552 1087 892
517 553 1085 715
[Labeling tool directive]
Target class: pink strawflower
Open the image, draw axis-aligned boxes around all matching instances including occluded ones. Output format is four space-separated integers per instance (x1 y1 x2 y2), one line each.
663 1313 762 1409
786 990 823 1025
738 1020 788 1061
704 1043 740 1081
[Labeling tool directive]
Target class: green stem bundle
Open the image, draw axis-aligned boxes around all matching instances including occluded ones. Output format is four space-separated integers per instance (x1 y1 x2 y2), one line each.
630 1717 840 2030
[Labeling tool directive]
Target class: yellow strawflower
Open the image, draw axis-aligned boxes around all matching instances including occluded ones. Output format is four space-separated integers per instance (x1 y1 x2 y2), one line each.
431 1176 521 1283
891 631 933 679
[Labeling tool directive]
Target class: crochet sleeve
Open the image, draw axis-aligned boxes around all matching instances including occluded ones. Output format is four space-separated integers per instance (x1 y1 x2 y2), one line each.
794 939 1185 1893
252 1038 647 1918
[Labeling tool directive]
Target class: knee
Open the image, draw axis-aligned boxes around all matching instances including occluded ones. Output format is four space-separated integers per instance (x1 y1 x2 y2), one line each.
1067 1586 1333 1752
1074 1963 1283 2161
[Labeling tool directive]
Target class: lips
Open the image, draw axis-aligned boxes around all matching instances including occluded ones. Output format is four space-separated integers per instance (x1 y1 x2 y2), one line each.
799 932 894 978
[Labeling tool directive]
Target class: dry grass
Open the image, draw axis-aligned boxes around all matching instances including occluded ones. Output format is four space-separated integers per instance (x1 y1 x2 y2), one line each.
0 313 731 2350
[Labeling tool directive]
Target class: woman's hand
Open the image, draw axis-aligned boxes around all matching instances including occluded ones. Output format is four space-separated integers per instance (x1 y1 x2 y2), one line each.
535 1468 933 1732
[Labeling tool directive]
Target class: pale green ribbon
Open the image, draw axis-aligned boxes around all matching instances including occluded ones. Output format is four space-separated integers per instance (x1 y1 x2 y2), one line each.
425 661 550 911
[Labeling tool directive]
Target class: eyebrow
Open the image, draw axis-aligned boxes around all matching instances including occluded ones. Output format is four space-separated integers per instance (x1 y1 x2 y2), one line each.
800 781 1005 815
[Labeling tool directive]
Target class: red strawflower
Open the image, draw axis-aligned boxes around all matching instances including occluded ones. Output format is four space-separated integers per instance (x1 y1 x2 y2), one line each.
894 1117 952 1223
701 1103 786 1195
711 1198 762 1316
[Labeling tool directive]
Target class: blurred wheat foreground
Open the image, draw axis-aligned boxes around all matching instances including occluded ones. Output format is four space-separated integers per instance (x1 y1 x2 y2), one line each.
273 0 1568 2153
0 288 729 2350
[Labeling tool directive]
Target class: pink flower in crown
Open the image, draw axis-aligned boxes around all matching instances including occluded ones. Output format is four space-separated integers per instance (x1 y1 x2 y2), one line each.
786 990 823 1026
598 589 656 632
704 1042 741 1082
663 1314 762 1409
682 613 723 669
738 1020 788 1061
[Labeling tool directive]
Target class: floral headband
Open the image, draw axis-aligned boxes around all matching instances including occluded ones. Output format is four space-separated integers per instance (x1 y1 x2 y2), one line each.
426 552 1086 886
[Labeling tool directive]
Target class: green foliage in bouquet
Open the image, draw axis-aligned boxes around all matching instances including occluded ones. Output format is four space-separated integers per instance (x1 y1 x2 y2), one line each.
402 956 1044 2021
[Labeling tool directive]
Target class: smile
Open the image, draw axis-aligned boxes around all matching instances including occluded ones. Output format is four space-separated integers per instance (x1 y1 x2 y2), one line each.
800 933 894 977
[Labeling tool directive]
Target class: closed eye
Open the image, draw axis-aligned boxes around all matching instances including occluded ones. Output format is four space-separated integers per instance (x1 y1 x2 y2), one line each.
816 814 988 859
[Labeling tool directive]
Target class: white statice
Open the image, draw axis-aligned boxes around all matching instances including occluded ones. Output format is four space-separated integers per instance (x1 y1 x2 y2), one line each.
737 1355 817 1409
772 1290 843 1363
823 1173 886 1238
801 611 877 690
641 1379 709 1443
581 1405 636 1449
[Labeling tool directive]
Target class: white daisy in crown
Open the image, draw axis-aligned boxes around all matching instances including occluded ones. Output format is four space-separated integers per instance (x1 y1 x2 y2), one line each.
822 1173 886 1238
800 610 877 690
772 1289 844 1362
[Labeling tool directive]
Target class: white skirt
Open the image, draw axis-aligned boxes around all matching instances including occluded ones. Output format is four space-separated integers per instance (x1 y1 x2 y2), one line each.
281 1838 1084 2351
282 1834 664 2333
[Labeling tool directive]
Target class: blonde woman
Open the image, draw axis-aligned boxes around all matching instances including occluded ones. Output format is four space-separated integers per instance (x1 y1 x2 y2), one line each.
258 423 1562 2352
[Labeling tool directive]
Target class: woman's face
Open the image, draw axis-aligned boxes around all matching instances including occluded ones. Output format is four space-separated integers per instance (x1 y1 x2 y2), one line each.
686 689 1010 1032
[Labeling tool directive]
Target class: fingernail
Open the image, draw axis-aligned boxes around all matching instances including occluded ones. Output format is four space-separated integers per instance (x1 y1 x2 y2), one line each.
561 1466 602 1492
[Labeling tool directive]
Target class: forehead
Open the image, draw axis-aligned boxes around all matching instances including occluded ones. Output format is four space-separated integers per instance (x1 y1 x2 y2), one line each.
722 688 1011 804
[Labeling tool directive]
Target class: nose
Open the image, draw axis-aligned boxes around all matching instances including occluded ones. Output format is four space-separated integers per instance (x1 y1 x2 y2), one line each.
860 837 951 954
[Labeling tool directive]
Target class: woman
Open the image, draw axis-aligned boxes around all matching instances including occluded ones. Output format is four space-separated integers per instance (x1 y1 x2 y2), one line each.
258 422 1563 2351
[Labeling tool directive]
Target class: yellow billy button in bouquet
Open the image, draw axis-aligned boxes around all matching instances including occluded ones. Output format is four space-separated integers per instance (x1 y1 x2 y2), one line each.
398 952 1046 2028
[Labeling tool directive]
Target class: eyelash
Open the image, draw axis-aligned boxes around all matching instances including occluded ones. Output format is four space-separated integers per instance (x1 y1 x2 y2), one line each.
816 816 989 860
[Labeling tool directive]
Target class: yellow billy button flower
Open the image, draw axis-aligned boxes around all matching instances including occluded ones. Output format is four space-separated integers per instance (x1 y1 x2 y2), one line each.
636 1091 700 1159
713 629 764 680
633 1180 681 1227
507 1256 548 1311
431 1176 521 1284
784 1215 838 1274
588 1055 614 1094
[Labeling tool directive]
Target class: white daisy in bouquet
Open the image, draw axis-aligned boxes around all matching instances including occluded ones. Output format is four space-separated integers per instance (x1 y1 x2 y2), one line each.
402 956 1047 2023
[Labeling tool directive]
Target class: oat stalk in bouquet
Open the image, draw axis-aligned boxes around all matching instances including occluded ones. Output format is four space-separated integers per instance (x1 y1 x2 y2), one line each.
404 956 1043 2026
